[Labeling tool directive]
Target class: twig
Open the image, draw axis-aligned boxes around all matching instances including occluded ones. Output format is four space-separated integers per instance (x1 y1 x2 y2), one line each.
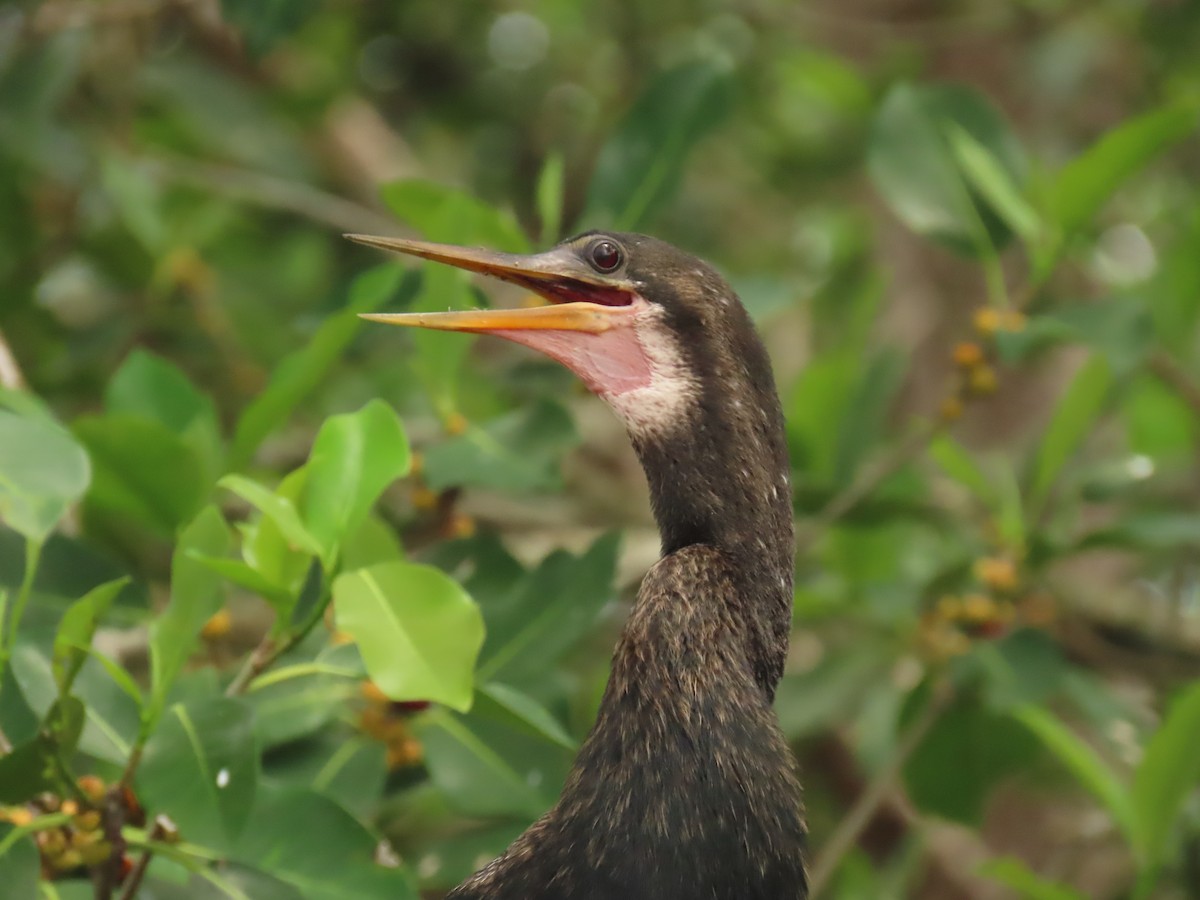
141 156 400 236
0 329 25 390
223 634 277 696
808 680 956 896
117 817 170 900
225 583 334 696
796 419 943 553
0 724 11 754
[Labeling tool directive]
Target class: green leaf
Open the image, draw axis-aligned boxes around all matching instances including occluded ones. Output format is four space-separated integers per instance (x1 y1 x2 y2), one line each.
246 671 356 749
137 697 260 853
10 646 136 766
151 864 305 900
422 400 578 493
333 561 484 712
980 857 1087 900
0 409 90 542
0 827 39 897
240 466 312 600
0 736 56 803
303 399 410 566
1029 355 1111 511
928 435 996 506
381 180 529 250
230 264 404 470
833 348 907 486
977 630 1068 711
339 514 404 573
1051 101 1200 236
417 707 563 818
904 692 1039 824
476 682 577 750
1012 704 1136 843
219 474 324 560
1124 373 1196 459
536 152 565 244
946 122 1042 243
868 83 1024 252
584 60 734 231
234 787 417 899
476 533 618 685
148 506 231 727
52 576 129 695
263 734 386 821
106 349 222 478
74 413 207 535
188 554 296 614
222 0 320 58
1130 680 1200 869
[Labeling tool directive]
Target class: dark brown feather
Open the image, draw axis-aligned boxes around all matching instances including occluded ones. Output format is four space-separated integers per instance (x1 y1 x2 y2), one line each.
449 233 806 899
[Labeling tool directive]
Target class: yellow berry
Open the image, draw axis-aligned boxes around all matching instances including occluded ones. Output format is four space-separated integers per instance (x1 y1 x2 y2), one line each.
5 806 33 827
974 308 1002 335
411 485 439 511
38 827 67 856
952 341 985 368
51 848 83 871
77 836 113 866
450 514 476 539
73 809 102 832
967 365 998 395
974 556 1019 592
360 680 389 704
936 595 963 621
939 396 964 422
444 412 469 436
961 593 995 622
359 704 392 741
76 776 105 803
201 607 232 640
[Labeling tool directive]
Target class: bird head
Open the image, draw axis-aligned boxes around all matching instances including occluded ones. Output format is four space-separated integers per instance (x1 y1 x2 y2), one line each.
348 230 763 439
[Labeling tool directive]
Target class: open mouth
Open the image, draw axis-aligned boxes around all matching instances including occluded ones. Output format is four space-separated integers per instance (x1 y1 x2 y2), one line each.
347 233 640 334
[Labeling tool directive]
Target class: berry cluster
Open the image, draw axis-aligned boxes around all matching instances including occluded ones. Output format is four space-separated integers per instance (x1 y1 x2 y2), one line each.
939 307 1027 421
358 680 428 771
0 776 141 882
918 554 1033 660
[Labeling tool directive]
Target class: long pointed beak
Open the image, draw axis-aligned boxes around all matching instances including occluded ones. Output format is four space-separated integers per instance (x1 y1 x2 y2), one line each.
346 233 634 334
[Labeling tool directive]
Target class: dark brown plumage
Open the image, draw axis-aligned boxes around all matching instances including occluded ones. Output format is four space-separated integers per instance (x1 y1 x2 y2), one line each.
352 231 807 900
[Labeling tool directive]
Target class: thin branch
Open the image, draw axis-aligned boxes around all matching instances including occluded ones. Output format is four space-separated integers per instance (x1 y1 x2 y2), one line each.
796 419 943 553
141 156 400 237
808 680 955 896
117 817 170 900
223 633 277 696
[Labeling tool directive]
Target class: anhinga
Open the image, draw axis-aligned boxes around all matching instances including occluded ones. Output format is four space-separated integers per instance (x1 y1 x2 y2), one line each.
349 230 807 899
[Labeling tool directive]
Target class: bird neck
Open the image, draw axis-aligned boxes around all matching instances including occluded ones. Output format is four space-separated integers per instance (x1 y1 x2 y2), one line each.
630 375 794 695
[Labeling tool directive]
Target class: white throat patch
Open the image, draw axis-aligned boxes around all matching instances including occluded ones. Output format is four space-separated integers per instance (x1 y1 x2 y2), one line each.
601 303 698 439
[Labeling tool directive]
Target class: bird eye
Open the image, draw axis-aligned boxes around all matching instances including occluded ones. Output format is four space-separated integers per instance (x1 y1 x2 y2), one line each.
588 239 623 273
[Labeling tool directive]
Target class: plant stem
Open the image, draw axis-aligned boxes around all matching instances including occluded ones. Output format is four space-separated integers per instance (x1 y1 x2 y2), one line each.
225 582 334 695
117 817 169 900
796 419 942 553
807 679 955 896
0 538 45 702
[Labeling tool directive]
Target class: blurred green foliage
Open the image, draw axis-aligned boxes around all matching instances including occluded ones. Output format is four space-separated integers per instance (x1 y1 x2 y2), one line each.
1 1 1200 898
